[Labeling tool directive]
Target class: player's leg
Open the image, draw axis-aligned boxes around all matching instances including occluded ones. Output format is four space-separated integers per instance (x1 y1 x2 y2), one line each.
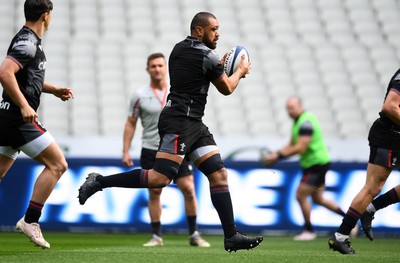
31 141 67 204
328 163 391 254
0 148 16 182
190 141 263 252
312 186 344 214
140 148 164 246
175 166 210 247
16 132 67 249
175 174 197 227
310 164 346 216
294 182 317 241
78 152 181 205
312 186 358 238
143 188 164 247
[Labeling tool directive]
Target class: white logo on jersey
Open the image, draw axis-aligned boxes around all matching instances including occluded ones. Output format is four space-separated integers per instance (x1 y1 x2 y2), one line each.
38 45 43 51
393 157 397 166
180 143 186 152
38 61 46 70
0 101 10 110
165 100 171 107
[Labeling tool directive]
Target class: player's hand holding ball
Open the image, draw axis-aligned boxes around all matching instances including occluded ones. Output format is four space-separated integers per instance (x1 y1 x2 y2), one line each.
261 151 279 167
223 45 251 78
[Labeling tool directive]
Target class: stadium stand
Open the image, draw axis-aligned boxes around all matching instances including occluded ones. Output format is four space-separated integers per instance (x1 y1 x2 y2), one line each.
0 0 399 140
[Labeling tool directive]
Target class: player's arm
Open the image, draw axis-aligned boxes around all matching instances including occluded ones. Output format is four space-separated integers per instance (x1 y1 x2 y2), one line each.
263 140 291 167
212 54 251 95
280 136 311 156
122 116 138 167
0 58 37 122
43 82 74 101
264 120 313 166
263 136 311 167
381 89 400 126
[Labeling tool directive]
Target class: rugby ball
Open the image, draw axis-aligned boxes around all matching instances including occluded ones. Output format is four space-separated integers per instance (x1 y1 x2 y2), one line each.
223 45 250 77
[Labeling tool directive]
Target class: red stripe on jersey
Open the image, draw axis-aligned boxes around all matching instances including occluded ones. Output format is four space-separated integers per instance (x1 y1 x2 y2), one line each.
132 99 140 117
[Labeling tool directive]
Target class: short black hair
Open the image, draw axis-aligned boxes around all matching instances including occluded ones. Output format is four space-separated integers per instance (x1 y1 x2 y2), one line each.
147 53 165 67
190 12 216 34
24 0 53 22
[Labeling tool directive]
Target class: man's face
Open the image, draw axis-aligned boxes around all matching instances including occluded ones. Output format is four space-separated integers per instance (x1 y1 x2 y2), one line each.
202 18 220 50
286 99 302 120
147 57 167 81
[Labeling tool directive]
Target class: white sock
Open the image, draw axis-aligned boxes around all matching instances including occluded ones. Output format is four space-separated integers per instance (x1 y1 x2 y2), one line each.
366 203 376 213
335 232 349 242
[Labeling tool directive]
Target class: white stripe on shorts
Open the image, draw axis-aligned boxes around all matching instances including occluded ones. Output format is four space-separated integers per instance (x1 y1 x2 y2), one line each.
189 145 218 163
0 132 54 160
0 146 19 160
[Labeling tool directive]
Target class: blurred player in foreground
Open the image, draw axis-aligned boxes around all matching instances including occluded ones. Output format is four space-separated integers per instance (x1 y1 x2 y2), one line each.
263 96 357 241
329 68 400 253
123 52 209 247
0 0 73 249
79 11 263 252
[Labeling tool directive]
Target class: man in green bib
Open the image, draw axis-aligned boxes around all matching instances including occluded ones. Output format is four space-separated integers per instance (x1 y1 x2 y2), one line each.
263 96 356 240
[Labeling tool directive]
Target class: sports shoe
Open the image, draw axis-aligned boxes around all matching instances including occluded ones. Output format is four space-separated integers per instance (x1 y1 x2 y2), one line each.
360 211 375 241
78 173 103 205
293 231 317 241
143 234 163 247
224 232 263 252
328 234 355 254
16 217 50 249
189 231 210 247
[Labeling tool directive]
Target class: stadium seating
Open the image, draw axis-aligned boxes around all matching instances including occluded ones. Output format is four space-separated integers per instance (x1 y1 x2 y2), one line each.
0 0 400 141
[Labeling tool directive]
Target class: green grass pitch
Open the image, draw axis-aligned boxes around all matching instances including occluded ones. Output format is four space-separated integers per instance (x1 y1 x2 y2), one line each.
0 232 399 263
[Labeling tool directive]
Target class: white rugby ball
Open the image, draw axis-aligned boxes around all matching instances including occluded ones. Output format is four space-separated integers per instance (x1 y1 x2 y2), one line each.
223 45 250 76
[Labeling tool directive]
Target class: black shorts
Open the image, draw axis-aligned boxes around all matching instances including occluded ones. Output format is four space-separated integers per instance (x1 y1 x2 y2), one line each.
140 148 192 181
368 118 400 168
301 163 330 187
0 112 47 148
368 118 400 150
369 147 400 168
157 115 217 156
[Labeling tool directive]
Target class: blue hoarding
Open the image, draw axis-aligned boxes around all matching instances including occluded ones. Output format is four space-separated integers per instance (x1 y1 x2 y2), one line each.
1 158 399 236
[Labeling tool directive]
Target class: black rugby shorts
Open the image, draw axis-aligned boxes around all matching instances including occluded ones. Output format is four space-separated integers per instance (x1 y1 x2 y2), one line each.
301 163 330 187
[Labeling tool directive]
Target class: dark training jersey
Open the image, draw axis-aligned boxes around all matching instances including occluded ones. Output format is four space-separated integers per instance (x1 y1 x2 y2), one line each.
369 67 400 149
379 68 400 128
162 36 224 120
0 26 46 115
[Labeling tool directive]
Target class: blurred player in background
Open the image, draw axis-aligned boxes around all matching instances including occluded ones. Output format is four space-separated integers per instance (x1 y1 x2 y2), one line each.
79 11 263 252
0 0 73 249
263 96 357 241
329 67 400 254
122 52 209 247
